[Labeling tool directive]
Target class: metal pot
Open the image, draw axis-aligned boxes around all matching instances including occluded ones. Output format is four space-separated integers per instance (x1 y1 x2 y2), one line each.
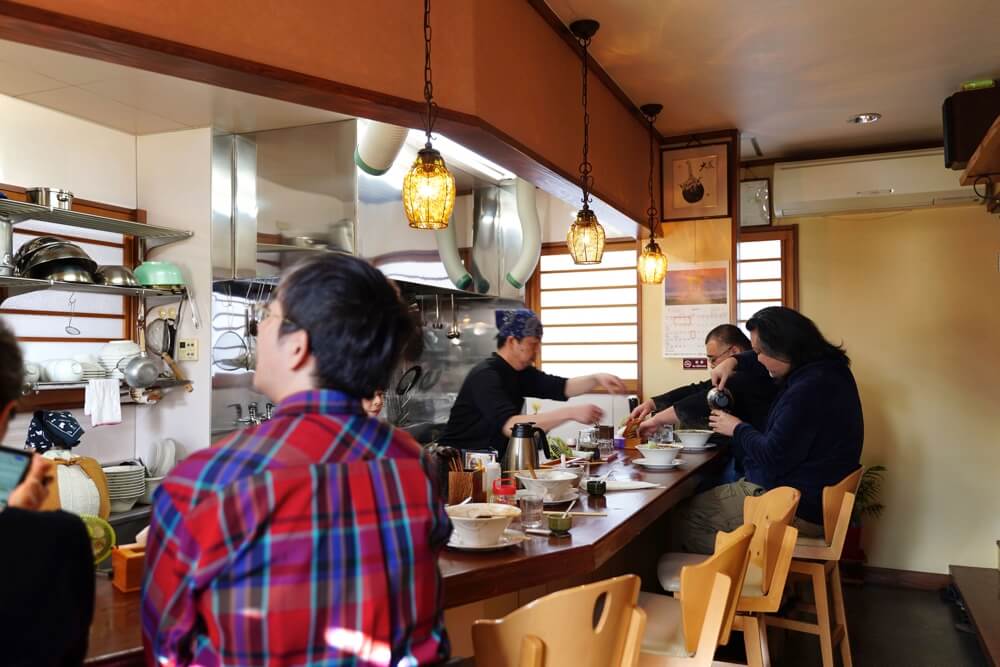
23 242 97 278
26 187 74 210
95 265 139 287
0 220 12 277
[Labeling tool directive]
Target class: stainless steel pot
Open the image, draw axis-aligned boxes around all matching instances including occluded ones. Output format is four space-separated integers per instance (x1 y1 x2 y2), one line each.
95 265 139 287
26 187 74 210
0 220 13 277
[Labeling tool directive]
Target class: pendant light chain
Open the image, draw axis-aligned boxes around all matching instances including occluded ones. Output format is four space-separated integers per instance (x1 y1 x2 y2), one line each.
646 112 658 235
579 34 593 210
422 0 438 147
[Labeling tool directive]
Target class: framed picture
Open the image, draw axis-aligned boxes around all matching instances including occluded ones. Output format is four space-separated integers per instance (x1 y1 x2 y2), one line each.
740 178 772 227
661 142 731 222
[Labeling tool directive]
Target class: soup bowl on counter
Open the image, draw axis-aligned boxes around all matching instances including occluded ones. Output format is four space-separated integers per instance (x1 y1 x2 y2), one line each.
515 470 577 501
445 502 521 547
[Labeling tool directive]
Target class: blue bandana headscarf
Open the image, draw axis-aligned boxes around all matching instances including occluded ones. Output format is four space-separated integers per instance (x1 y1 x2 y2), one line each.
495 309 543 340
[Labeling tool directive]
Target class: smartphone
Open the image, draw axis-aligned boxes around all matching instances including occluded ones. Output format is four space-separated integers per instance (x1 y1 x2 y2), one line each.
0 445 33 507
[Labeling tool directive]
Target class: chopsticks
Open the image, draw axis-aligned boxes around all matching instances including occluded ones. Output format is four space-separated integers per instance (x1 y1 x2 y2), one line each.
541 511 607 517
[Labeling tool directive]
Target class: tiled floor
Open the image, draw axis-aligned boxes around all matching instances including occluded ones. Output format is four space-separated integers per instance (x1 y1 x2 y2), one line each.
719 583 988 667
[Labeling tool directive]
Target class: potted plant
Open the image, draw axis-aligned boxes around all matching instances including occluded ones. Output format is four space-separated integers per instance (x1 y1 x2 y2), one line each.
843 465 886 565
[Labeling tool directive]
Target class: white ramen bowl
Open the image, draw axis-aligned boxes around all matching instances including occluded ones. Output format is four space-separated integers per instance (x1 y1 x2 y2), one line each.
445 502 521 547
515 470 577 501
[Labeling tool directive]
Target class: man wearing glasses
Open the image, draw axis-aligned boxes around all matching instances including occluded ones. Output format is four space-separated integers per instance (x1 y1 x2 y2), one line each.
143 254 451 666
631 324 774 442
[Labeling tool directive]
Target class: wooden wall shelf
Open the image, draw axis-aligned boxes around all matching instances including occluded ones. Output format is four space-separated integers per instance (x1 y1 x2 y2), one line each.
960 115 1000 186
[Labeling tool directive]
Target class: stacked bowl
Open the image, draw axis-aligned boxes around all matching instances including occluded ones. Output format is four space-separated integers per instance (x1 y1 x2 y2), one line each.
98 340 141 380
103 465 146 513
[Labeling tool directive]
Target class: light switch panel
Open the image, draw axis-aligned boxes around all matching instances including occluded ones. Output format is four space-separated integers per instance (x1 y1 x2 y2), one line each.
177 338 199 361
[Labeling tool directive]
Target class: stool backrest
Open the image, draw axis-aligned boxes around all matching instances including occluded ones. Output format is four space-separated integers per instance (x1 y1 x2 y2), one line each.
472 574 646 667
742 486 800 595
823 467 863 545
681 523 755 654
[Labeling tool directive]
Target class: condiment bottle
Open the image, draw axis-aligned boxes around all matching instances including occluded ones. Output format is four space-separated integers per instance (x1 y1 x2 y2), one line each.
484 461 501 502
492 477 517 506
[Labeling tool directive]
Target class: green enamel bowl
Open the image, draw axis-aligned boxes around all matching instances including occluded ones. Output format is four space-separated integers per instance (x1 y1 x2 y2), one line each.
133 261 184 287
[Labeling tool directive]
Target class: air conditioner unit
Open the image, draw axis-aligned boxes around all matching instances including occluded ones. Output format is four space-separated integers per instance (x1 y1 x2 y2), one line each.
772 148 976 218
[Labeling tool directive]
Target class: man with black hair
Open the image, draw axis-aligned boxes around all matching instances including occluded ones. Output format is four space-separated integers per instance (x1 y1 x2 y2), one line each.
0 318 95 666
631 323 775 438
143 254 452 666
441 308 626 460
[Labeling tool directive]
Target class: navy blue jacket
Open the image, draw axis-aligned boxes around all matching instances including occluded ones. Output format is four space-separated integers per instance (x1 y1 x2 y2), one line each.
732 352 863 525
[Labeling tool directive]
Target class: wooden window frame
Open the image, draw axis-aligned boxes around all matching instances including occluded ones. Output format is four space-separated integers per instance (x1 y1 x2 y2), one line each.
526 238 641 394
735 225 799 324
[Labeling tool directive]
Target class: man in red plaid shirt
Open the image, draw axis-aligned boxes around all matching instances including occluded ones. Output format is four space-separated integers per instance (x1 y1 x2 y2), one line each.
142 254 452 666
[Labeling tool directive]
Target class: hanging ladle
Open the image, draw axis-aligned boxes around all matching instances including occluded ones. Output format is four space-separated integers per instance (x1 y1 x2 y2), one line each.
447 294 461 340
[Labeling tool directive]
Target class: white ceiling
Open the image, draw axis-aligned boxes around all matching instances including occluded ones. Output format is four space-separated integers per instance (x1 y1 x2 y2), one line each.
0 39 351 135
546 0 1000 160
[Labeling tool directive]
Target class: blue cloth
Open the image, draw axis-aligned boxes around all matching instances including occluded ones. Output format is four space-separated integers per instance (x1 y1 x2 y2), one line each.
731 352 863 525
495 309 543 339
26 410 84 452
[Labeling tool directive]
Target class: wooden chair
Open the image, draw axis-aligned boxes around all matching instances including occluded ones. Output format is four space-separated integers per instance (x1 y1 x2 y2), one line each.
636 523 756 665
654 487 801 667
472 574 647 667
766 468 863 667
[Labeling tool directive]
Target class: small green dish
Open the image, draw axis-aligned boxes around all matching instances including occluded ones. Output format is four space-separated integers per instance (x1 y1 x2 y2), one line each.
547 513 572 535
133 261 184 287
586 479 607 496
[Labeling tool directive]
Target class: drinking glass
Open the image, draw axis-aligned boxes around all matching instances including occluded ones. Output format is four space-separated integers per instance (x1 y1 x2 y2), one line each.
519 494 544 528
577 428 597 451
597 439 614 461
655 424 674 444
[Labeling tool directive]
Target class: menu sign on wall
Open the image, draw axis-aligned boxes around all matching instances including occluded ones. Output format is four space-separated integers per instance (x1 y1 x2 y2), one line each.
662 262 730 358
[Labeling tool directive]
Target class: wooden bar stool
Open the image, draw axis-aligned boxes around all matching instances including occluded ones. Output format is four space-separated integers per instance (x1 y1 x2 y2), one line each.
654 487 801 666
766 468 863 667
472 574 647 667
637 523 756 665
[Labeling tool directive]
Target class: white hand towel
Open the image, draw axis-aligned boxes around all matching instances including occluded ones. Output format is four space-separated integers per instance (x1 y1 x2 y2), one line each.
85 379 122 427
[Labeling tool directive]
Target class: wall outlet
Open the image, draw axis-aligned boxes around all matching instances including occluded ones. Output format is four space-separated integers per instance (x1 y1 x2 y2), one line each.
177 338 198 361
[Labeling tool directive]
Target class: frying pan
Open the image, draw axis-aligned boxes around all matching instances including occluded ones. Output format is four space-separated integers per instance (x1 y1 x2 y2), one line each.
395 365 423 396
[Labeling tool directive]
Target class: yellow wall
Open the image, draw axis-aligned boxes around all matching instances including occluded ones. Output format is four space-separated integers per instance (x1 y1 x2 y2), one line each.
640 218 733 398
797 205 1000 572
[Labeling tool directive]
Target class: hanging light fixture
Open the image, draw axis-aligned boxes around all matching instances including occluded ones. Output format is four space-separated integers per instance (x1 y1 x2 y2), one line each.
566 19 606 265
402 0 456 230
637 103 668 284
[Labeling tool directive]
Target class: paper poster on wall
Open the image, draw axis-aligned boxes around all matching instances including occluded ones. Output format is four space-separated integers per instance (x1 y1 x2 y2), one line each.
662 262 730 358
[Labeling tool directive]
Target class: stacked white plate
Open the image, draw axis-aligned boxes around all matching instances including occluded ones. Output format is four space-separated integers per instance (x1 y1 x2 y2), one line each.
98 340 141 380
103 465 146 513
80 362 107 380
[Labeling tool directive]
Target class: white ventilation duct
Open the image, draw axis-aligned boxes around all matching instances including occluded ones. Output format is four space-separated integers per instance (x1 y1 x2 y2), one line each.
434 220 474 291
505 178 541 289
354 121 408 175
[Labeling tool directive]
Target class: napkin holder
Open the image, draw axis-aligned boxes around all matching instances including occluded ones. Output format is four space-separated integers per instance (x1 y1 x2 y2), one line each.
112 543 146 593
448 468 485 505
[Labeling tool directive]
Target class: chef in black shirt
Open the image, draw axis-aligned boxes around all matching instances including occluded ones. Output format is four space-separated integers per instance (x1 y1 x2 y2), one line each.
441 309 626 459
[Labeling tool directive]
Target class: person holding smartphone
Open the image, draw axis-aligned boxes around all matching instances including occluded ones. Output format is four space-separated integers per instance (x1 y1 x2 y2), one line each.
0 318 95 666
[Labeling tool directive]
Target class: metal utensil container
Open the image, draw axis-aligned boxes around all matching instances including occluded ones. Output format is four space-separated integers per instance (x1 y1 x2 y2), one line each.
26 187 74 210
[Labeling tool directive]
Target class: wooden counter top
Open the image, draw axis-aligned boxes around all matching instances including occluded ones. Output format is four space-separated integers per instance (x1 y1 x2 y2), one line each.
86 448 723 665
950 565 1000 665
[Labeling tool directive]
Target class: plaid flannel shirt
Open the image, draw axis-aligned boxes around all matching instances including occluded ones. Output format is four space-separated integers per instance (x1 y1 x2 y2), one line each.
142 390 452 666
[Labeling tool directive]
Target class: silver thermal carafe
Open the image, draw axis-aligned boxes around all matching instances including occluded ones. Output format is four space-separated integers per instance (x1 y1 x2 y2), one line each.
503 421 547 474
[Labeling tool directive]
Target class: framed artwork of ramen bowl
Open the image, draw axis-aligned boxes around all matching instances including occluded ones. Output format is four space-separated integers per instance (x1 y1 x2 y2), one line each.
661 142 731 222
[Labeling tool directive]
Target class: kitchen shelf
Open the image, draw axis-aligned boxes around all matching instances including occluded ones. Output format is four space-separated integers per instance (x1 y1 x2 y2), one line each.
0 275 185 300
257 242 333 254
0 198 192 246
26 378 192 394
